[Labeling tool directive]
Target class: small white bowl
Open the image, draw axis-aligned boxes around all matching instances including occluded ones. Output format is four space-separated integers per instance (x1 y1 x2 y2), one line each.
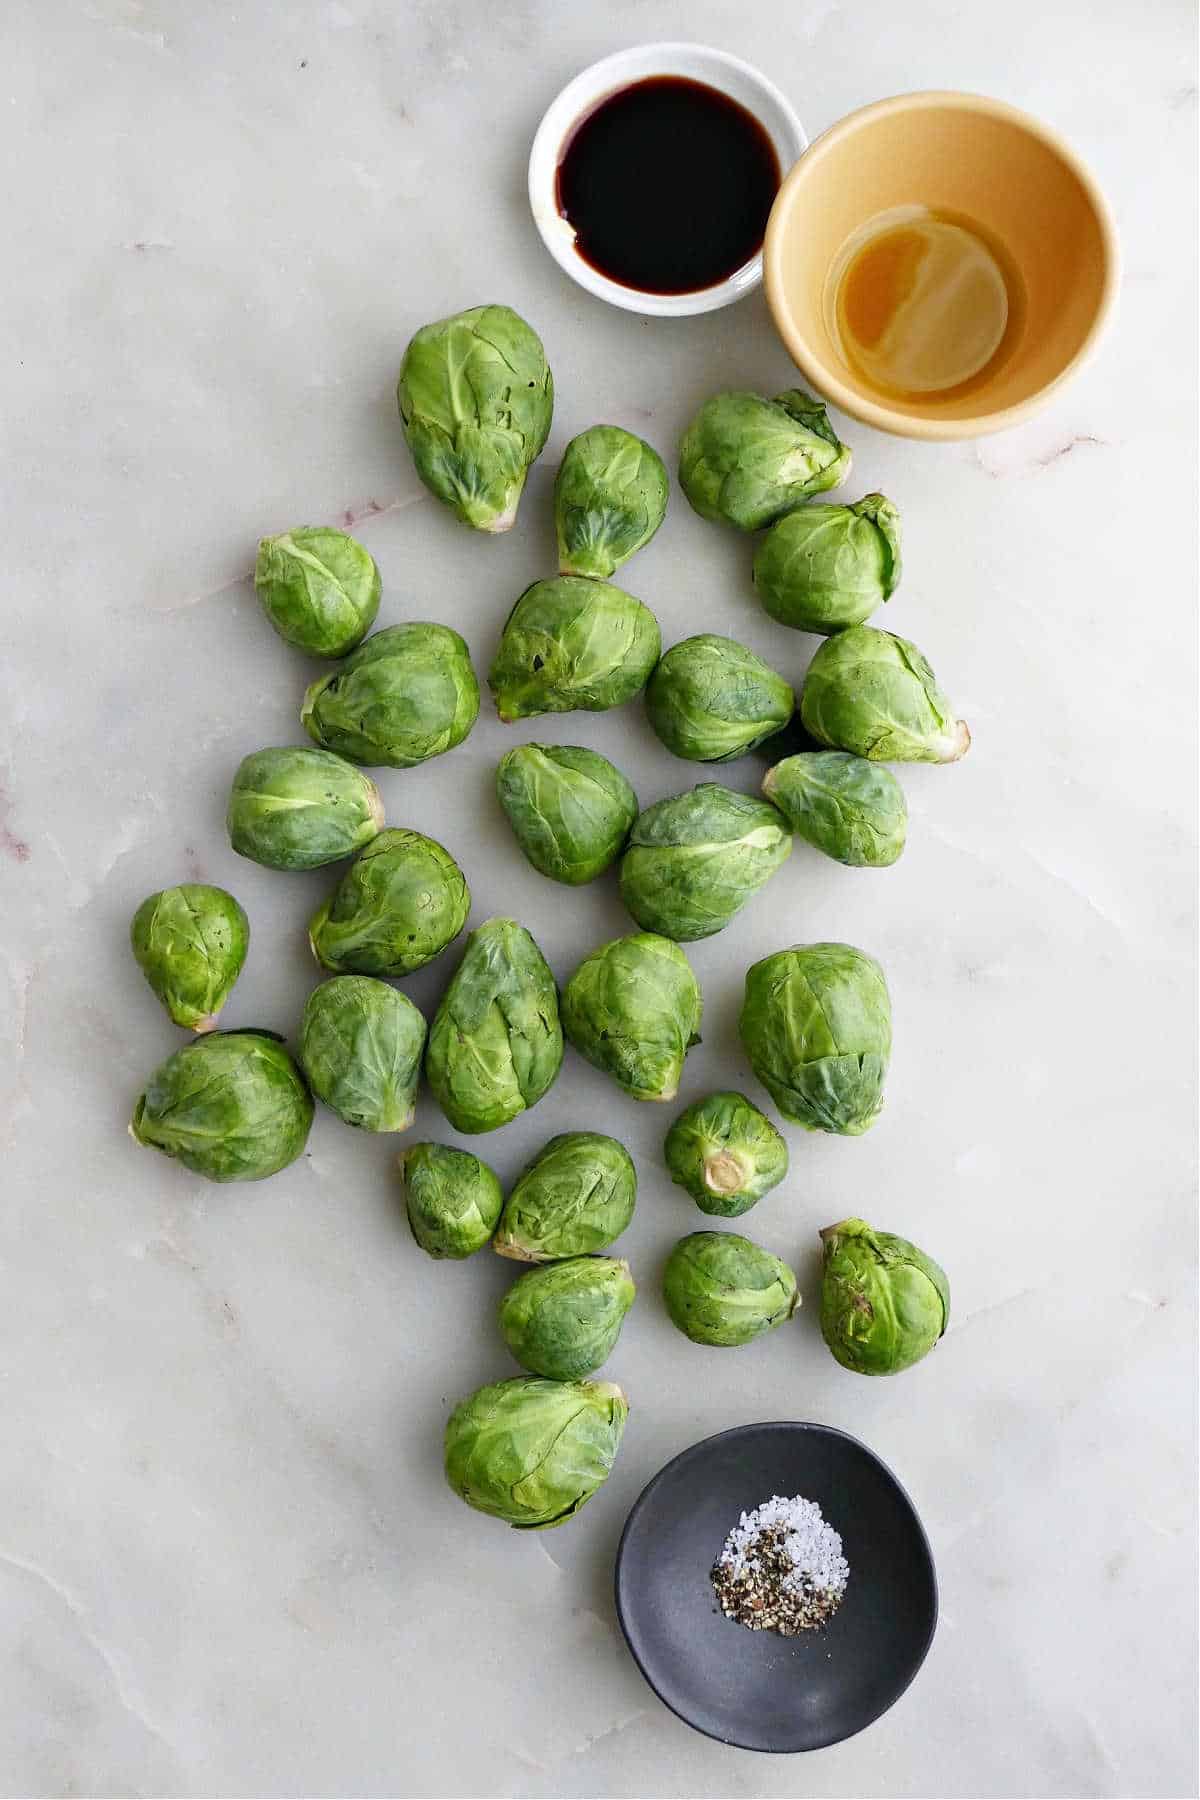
528 43 807 318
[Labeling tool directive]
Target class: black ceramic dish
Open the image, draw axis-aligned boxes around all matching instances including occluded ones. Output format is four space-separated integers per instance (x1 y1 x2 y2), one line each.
614 1421 937 1752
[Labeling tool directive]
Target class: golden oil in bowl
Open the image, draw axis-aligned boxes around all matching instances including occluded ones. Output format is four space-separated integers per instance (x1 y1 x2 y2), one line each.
824 205 1026 402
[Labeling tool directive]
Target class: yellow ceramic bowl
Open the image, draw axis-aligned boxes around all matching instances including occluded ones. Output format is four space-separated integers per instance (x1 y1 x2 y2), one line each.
764 91 1118 440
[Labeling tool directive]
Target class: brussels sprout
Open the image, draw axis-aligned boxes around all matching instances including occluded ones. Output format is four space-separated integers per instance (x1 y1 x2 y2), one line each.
299 975 425 1132
740 943 891 1135
800 626 971 763
397 304 553 532
130 884 249 1031
400 1141 503 1259
130 1030 312 1182
308 829 469 977
554 425 669 579
645 634 794 764
227 747 384 872
619 785 792 942
663 1091 788 1218
425 918 562 1134
444 1376 628 1529
488 577 661 723
663 1231 799 1346
494 1132 637 1262
561 933 702 1103
498 1256 635 1379
254 527 380 658
678 389 851 532
496 744 637 886
819 1217 949 1375
753 494 901 634
300 623 479 769
763 751 907 868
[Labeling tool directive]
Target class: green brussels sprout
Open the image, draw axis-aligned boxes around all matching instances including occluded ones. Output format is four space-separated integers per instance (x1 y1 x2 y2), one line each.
488 577 661 724
130 1030 313 1182
298 975 426 1132
130 884 249 1031
496 744 638 885
300 623 480 768
819 1216 949 1375
645 633 794 764
254 527 380 658
554 425 669 579
308 829 469 977
494 1132 637 1263
397 304 553 532
753 494 901 634
619 785 792 942
399 1141 504 1259
662 1230 799 1346
425 918 562 1134
763 751 908 868
561 933 702 1103
444 1376 628 1529
227 747 384 872
663 1091 788 1218
740 943 891 1135
800 626 971 763
678 389 852 532
498 1256 635 1379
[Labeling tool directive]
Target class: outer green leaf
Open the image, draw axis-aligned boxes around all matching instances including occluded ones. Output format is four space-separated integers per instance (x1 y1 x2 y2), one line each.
301 623 479 768
662 1230 799 1346
488 577 661 723
397 305 553 532
254 527 380 658
678 389 851 531
739 942 891 1135
645 633 794 764
763 751 907 867
561 933 702 1103
496 744 637 885
299 975 426 1131
753 493 901 634
554 425 669 579
444 1376 628 1529
663 1091 788 1217
227 746 384 871
400 1141 504 1259
498 1256 635 1379
130 884 249 1031
130 1030 313 1182
819 1216 950 1375
800 626 971 763
493 1132 637 1263
425 918 562 1134
308 829 469 977
619 785 792 941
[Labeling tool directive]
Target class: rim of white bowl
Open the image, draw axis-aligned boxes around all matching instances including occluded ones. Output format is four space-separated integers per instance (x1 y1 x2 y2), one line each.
528 42 808 318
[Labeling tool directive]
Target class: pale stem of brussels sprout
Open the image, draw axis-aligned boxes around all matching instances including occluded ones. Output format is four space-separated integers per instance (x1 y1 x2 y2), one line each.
494 1237 538 1263
705 1150 751 1196
365 782 386 831
480 492 521 534
941 720 972 761
192 1013 219 1035
591 1381 627 1404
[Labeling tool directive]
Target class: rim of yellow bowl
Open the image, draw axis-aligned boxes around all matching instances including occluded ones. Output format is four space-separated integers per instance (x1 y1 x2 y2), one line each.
763 90 1121 441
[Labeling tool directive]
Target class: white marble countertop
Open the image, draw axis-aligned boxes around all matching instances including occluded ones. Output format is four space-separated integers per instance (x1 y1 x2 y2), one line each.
2 2 1196 1795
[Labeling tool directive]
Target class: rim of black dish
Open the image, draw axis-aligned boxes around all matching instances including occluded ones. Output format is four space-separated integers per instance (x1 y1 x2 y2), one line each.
613 1419 939 1754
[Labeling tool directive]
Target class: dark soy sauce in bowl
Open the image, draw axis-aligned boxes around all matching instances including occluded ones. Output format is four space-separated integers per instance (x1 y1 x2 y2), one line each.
555 76 781 296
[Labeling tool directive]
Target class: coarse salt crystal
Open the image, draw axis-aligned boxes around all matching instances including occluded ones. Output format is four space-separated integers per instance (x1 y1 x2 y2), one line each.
717 1493 849 1597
